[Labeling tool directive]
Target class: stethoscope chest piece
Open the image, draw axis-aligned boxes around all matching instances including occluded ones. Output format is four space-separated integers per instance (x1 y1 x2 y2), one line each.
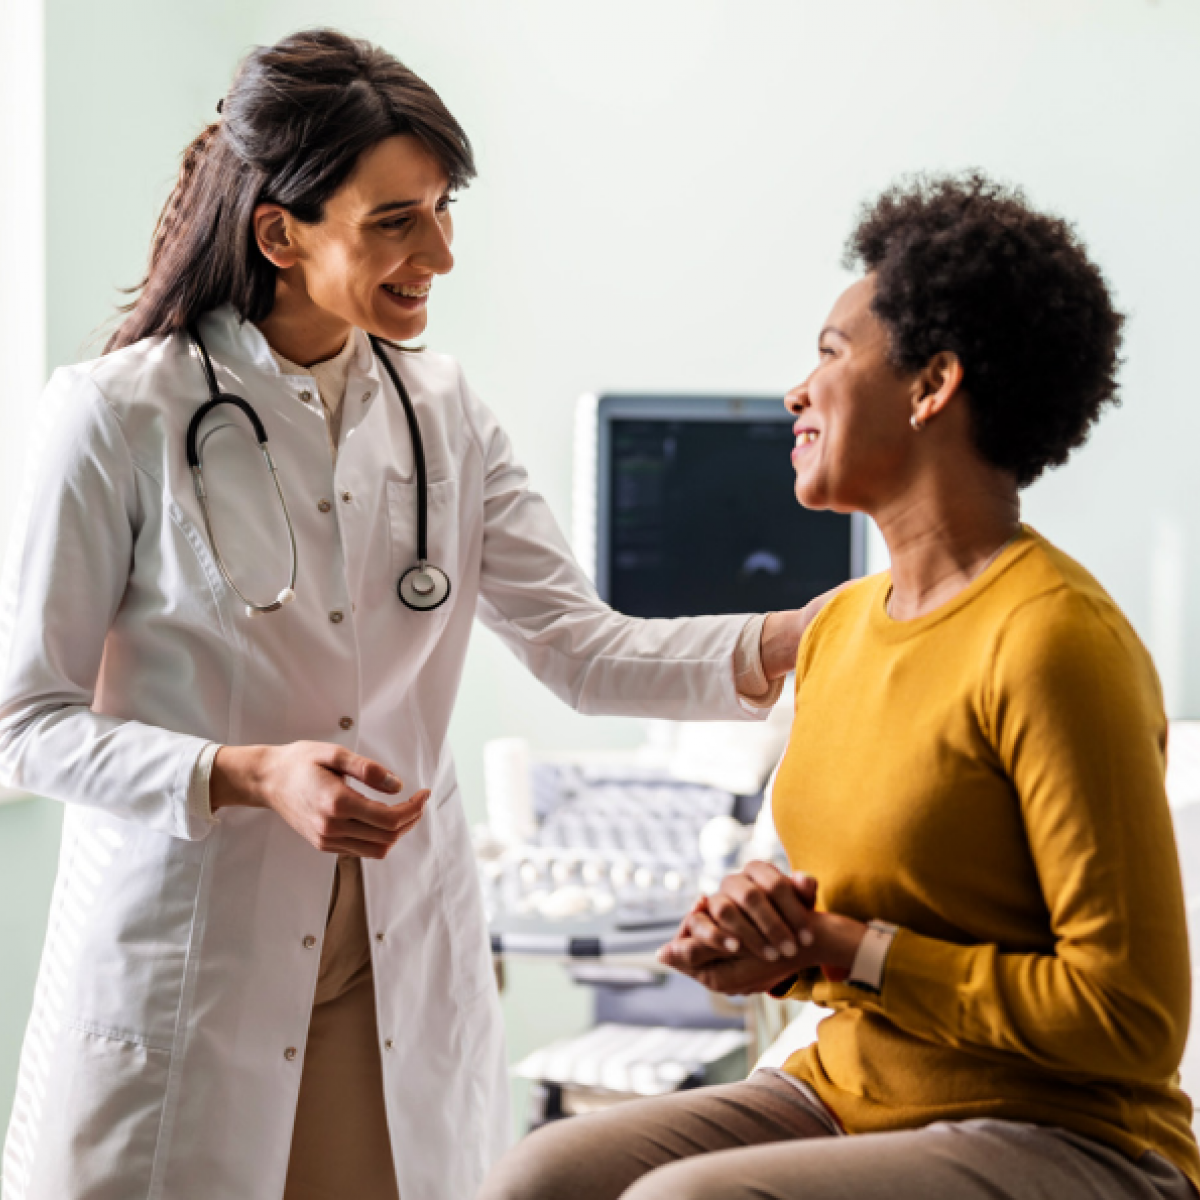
398 562 451 611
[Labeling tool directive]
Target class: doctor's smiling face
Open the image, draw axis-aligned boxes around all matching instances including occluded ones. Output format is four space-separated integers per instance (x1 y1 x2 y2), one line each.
253 134 456 360
785 275 924 514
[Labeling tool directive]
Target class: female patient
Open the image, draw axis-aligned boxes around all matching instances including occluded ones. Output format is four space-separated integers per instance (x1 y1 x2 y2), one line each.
481 173 1200 1200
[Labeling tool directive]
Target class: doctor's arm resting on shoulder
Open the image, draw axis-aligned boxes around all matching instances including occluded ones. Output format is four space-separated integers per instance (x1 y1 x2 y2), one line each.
459 369 828 724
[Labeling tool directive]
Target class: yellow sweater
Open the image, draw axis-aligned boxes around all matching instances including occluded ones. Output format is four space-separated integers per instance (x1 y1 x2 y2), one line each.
774 526 1200 1186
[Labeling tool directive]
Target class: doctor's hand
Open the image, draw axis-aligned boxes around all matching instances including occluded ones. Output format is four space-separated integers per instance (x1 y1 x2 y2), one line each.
760 583 852 681
211 742 430 859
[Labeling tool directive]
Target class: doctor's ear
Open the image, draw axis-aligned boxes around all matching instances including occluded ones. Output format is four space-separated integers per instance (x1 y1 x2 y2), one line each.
253 204 302 269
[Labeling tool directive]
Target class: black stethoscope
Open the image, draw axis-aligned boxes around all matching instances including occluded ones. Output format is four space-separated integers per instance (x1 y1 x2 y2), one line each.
185 326 453 617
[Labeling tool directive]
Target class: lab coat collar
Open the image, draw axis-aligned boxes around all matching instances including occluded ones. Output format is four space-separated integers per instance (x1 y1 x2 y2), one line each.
196 306 388 398
196 305 281 378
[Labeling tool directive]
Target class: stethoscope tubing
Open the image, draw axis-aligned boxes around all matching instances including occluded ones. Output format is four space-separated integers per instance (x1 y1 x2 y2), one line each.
186 324 451 617
370 335 429 565
187 326 300 616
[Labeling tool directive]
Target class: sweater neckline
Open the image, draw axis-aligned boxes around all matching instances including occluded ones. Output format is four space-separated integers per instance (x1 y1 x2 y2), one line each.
868 525 1037 642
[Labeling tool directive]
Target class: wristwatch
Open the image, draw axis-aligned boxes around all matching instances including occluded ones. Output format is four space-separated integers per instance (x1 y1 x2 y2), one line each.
847 920 898 994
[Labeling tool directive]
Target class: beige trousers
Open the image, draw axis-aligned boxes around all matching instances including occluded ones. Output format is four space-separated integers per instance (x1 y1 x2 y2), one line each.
283 856 400 1200
480 1070 1197 1200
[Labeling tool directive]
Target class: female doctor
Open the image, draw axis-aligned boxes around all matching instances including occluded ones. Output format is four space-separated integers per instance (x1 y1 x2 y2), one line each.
0 29 820 1200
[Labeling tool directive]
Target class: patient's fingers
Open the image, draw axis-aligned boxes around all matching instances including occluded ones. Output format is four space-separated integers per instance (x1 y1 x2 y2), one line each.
743 861 816 944
706 890 777 960
684 907 737 955
793 871 818 909
715 862 813 960
657 935 719 973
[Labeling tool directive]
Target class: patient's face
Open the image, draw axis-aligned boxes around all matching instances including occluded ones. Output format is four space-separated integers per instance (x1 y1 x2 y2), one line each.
785 275 917 513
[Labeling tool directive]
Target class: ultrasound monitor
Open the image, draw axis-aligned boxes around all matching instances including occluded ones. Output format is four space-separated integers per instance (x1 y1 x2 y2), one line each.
577 395 868 620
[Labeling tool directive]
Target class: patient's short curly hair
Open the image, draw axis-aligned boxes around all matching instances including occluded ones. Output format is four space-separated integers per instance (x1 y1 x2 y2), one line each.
845 172 1124 487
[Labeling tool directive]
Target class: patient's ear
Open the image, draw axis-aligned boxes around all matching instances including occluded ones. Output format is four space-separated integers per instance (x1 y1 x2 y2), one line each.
911 352 964 427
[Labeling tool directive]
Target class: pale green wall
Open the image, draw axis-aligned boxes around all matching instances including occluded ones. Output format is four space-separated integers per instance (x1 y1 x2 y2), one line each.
4 0 1200 1141
0 801 60 1140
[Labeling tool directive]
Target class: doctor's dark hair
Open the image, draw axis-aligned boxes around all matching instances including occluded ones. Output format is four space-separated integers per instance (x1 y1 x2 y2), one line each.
107 28 475 352
844 172 1124 488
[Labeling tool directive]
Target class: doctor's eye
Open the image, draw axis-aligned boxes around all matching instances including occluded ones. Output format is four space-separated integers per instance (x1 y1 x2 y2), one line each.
436 195 457 214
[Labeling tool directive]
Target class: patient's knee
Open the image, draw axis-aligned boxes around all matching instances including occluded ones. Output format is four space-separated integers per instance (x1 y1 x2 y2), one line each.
479 1120 600 1200
622 1158 732 1200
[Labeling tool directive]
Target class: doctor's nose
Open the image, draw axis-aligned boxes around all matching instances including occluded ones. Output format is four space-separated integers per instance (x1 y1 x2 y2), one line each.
412 219 455 276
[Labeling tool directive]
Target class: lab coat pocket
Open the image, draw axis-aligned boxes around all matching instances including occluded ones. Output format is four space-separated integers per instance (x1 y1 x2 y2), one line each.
16 1026 170 1200
386 479 460 620
54 813 206 1052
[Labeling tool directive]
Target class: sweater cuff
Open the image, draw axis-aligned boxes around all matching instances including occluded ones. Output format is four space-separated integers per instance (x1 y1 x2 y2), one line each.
812 926 959 1020
734 614 785 709
768 967 820 1002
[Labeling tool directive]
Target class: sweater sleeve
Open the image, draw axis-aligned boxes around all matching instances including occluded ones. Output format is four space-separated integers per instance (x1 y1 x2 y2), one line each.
813 588 1191 1084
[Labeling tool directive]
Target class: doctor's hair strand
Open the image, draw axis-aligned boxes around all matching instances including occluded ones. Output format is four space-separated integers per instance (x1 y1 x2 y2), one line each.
107 28 475 353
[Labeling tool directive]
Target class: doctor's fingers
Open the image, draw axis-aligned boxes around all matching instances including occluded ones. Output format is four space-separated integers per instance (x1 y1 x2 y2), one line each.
329 788 431 831
320 834 403 860
318 746 404 794
323 794 430 843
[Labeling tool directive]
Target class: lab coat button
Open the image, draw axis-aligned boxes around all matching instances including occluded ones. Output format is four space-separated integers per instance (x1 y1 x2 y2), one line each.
317 499 331 513
284 1047 298 1061
303 935 317 949
298 390 313 403
384 1038 394 1051
339 717 354 731
375 931 386 943
329 609 344 624
340 491 353 504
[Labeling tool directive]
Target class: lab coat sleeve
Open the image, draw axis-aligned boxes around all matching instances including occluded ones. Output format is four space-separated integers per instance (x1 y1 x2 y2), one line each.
460 372 759 721
0 367 213 840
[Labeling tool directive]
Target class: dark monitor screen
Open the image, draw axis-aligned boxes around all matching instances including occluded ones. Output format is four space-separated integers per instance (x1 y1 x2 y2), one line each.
594 396 865 620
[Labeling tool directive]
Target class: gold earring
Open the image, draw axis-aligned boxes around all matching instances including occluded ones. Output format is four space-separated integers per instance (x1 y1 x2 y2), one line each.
910 414 925 432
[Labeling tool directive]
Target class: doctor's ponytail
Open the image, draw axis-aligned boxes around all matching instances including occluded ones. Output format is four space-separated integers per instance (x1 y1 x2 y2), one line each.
147 122 222 276
107 29 475 353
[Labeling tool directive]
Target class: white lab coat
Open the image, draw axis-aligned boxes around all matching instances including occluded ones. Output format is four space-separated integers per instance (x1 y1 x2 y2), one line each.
0 307 757 1200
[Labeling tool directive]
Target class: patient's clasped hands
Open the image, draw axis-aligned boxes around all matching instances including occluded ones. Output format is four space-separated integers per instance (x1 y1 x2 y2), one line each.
657 861 868 995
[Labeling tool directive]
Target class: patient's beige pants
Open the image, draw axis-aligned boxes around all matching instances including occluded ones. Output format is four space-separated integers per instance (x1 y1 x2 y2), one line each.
480 1069 1197 1200
283 856 400 1200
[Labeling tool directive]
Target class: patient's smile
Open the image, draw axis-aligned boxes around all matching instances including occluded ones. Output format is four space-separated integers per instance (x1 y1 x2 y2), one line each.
792 427 819 464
